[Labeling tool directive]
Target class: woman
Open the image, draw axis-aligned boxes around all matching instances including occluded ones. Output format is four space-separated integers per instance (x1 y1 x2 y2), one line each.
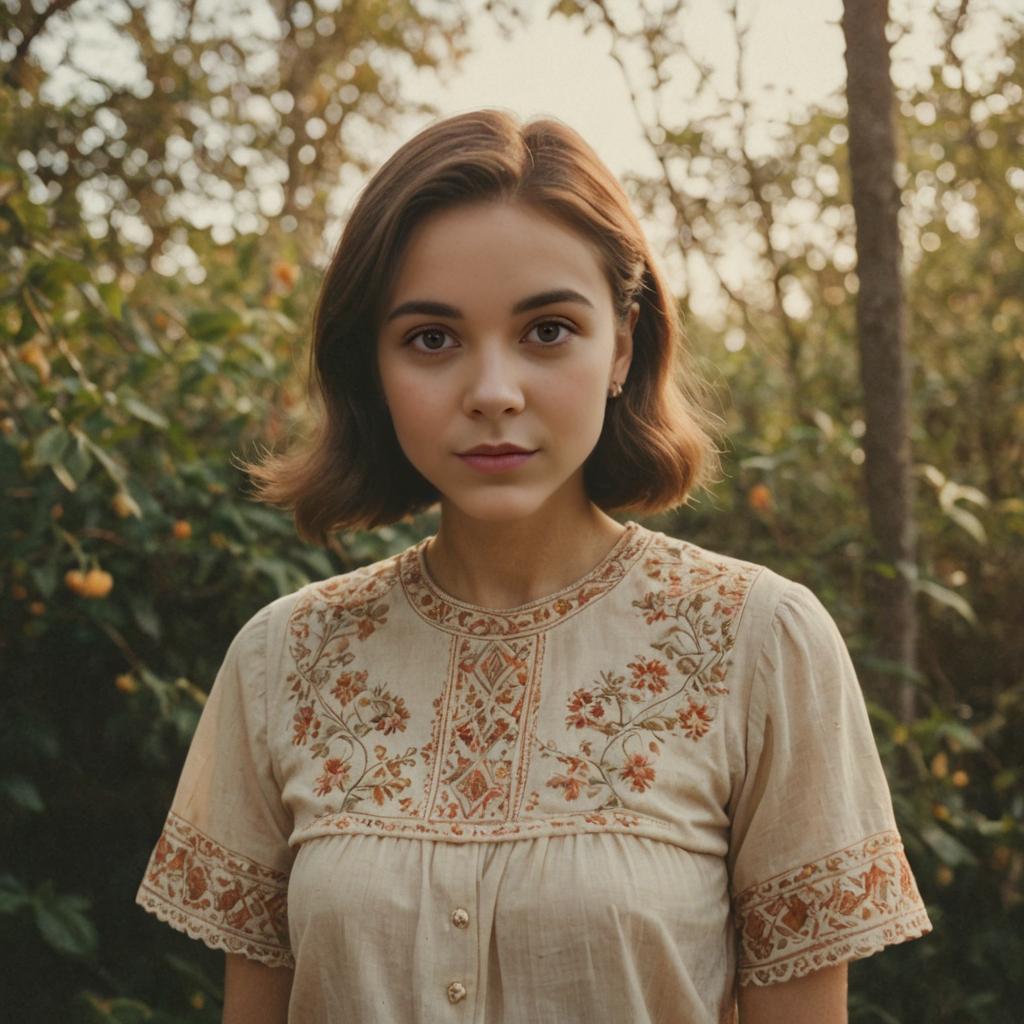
136 109 931 1023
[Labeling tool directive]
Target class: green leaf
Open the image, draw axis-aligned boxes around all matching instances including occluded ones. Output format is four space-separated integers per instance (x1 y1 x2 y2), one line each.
915 578 977 625
97 282 123 319
29 559 58 598
33 424 69 466
0 875 32 914
50 461 78 492
132 594 162 640
78 433 128 486
121 396 169 430
944 503 987 544
187 309 243 342
0 775 45 813
32 884 98 958
64 432 94 483
920 825 978 867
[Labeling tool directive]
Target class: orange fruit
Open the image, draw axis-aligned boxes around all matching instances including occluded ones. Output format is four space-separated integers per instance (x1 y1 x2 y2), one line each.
111 491 141 519
272 260 298 290
81 568 114 598
951 770 969 788
172 519 192 540
28 601 45 616
11 583 28 600
18 341 50 384
115 673 139 694
747 483 773 512
64 569 86 594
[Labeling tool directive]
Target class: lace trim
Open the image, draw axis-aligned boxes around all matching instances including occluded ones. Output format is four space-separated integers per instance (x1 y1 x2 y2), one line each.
136 887 294 970
735 829 932 986
136 812 293 968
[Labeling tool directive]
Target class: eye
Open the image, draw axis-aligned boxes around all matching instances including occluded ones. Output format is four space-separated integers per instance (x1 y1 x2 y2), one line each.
406 326 456 355
525 319 575 346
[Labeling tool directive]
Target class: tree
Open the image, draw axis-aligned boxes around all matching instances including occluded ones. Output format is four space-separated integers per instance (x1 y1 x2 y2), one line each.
842 0 917 718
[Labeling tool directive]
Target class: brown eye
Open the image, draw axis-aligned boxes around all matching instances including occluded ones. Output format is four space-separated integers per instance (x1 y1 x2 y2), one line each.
527 320 574 346
408 327 455 354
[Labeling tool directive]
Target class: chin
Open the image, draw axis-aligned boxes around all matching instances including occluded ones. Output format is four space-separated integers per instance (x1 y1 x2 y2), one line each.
437 487 557 524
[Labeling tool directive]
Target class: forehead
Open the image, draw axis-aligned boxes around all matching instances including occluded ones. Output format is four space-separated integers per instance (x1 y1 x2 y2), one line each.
386 201 611 307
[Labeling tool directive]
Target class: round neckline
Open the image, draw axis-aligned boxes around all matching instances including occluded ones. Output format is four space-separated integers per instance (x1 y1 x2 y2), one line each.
399 520 651 638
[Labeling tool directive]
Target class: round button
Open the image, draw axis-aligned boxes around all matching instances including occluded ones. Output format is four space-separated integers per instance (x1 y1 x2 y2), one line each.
447 981 467 1004
450 907 470 929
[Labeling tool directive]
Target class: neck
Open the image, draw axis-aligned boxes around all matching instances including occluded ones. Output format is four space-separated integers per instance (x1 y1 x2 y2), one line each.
425 500 628 610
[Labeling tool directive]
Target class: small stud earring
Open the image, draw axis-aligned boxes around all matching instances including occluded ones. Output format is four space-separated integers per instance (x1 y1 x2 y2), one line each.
608 381 623 398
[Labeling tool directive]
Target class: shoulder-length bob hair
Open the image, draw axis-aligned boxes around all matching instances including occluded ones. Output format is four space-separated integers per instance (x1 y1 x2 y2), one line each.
243 108 720 546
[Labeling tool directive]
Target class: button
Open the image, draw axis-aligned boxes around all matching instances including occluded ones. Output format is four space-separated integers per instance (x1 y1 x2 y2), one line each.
447 981 467 1004
450 907 470 929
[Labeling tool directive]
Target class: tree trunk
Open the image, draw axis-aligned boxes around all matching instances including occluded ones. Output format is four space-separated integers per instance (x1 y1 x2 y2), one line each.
841 0 918 720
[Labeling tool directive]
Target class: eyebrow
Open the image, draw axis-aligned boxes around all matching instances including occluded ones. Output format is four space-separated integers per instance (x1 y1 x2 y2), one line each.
384 288 595 324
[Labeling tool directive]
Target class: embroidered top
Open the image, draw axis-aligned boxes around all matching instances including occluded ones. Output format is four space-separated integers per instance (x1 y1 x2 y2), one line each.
136 521 931 1022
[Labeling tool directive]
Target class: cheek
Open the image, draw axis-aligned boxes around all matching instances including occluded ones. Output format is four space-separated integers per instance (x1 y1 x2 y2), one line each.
382 372 446 444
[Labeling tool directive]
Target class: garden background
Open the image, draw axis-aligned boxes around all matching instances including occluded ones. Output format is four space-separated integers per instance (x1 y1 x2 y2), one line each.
1 0 1022 1020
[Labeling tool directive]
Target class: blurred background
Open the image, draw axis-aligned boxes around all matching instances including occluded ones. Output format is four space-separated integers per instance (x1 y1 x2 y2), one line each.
1 0 1021 1020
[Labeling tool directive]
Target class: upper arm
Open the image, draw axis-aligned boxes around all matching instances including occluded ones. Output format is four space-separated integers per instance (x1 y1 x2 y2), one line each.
223 953 294 1024
737 962 848 1024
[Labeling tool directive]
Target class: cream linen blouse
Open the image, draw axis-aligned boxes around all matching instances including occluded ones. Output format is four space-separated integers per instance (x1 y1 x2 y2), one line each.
136 521 932 1022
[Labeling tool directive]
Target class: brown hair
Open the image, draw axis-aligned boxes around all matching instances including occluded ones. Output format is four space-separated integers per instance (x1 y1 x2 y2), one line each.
243 108 720 546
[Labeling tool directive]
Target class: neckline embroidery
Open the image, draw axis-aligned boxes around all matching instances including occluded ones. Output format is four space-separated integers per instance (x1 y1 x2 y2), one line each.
399 520 652 638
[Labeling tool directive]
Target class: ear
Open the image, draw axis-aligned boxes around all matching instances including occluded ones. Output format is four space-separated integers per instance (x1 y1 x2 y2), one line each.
613 301 638 382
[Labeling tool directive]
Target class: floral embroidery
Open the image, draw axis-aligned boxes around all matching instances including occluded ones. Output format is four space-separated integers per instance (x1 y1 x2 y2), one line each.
286 559 417 813
426 635 544 820
621 752 657 792
678 699 712 740
400 521 650 638
136 812 292 968
538 537 758 808
734 830 932 985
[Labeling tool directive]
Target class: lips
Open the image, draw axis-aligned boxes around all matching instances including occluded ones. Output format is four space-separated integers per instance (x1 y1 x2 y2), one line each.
455 446 538 475
458 443 536 456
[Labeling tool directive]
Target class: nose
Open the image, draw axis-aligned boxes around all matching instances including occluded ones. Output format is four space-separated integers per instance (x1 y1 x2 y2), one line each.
461 344 526 418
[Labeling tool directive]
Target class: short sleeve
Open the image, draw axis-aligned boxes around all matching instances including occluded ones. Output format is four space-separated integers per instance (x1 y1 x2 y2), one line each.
135 604 295 968
728 582 932 986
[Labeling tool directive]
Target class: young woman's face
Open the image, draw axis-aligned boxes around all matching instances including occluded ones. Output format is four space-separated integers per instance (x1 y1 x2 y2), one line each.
376 200 636 525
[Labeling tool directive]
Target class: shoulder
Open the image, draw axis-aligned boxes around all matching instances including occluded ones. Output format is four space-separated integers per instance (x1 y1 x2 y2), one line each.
253 543 410 647
633 528 804 627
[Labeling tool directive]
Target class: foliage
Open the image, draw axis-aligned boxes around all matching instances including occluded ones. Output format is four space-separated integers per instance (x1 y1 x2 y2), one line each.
1 0 1021 1020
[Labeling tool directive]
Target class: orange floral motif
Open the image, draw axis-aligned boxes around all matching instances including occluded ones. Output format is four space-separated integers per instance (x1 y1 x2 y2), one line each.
621 752 657 793
628 657 669 694
292 705 320 745
565 688 605 729
137 812 291 968
315 758 350 796
285 562 417 814
546 754 593 801
678 699 712 740
735 830 932 985
539 536 757 809
331 670 367 706
371 696 410 735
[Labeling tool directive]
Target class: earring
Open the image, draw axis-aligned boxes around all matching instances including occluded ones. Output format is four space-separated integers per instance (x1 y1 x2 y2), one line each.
608 381 623 398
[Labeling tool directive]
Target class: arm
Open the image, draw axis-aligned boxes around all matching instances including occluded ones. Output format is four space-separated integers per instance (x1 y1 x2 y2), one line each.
738 963 848 1024
223 953 294 1024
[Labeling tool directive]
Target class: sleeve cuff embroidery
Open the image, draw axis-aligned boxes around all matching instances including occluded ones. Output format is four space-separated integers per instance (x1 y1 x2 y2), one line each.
735 829 932 985
136 811 293 969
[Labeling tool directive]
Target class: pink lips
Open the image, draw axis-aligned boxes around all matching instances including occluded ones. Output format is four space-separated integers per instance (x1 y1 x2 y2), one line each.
456 449 537 474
